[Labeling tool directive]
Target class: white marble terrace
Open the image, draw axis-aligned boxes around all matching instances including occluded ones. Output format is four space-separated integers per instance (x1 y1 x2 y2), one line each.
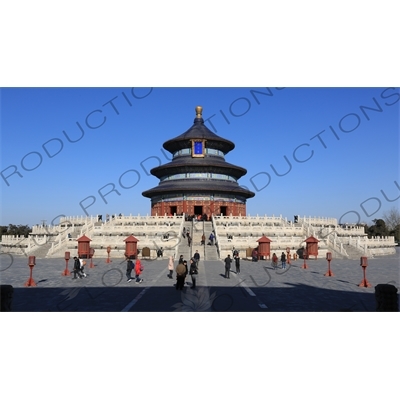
1 213 397 259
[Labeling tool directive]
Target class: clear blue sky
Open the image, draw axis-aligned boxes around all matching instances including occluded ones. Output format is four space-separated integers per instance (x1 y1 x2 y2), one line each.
1 87 399 227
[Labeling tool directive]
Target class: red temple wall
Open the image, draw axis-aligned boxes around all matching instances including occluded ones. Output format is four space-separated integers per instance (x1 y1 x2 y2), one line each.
151 200 246 217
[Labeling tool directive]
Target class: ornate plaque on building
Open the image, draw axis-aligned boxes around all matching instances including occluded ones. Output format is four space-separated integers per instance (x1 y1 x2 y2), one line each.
191 139 206 158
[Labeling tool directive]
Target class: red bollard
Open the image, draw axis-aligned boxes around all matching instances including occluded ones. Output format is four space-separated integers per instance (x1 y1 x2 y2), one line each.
24 256 37 287
324 252 334 276
89 247 95 268
106 246 112 263
359 256 372 287
62 251 71 276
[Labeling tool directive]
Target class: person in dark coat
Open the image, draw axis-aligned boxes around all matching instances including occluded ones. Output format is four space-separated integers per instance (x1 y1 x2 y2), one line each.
224 254 232 279
126 258 134 282
281 252 286 269
252 248 258 262
73 256 83 279
234 254 240 274
193 250 200 267
189 258 198 289
209 232 214 245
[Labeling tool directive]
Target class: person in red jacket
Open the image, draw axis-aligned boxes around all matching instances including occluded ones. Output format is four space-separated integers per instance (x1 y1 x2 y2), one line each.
134 259 144 284
272 253 278 270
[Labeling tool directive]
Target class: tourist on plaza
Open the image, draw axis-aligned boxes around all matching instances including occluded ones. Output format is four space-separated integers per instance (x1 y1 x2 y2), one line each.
209 232 214 245
234 253 240 274
224 254 232 279
272 253 278 270
252 248 258 262
187 232 192 246
281 252 286 269
167 255 174 279
126 258 134 282
175 259 186 290
193 250 200 267
232 247 239 258
72 256 83 279
134 259 144 283
189 258 198 289
178 255 184 264
79 257 87 277
184 260 188 279
182 227 186 238
201 233 206 245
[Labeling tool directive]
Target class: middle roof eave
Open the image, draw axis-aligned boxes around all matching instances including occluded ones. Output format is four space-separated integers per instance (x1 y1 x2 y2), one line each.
150 157 248 179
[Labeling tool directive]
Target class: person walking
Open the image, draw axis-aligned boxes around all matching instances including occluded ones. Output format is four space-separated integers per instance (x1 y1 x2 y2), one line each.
175 259 186 290
134 259 144 283
201 233 206 245
72 256 83 279
272 253 278 270
187 232 192 247
126 258 134 282
189 258 198 289
224 254 232 279
281 252 286 269
78 257 87 277
183 260 188 285
234 254 240 274
193 250 200 267
167 255 174 279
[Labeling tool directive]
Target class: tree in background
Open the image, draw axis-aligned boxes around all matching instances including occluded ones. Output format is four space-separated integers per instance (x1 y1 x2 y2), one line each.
366 219 389 238
0 224 32 239
382 206 400 243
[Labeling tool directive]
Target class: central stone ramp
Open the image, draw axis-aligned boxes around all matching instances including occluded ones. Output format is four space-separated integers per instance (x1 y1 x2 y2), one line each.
175 220 219 262
193 221 219 261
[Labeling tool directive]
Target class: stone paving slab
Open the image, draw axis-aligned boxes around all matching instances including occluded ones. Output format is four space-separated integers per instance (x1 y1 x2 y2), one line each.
0 249 398 312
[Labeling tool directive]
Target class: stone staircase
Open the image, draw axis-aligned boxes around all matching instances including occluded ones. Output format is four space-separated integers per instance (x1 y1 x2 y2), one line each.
31 241 54 258
343 244 369 259
175 220 220 262
175 221 194 262
203 221 219 261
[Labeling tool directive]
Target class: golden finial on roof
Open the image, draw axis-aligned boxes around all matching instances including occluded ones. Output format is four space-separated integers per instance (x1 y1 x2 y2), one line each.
195 106 203 118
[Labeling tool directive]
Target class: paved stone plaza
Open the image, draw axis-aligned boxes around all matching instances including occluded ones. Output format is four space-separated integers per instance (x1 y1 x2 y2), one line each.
1 249 398 312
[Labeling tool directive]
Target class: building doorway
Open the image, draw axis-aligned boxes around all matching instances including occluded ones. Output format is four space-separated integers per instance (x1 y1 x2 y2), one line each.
170 206 177 215
220 206 227 216
194 205 203 216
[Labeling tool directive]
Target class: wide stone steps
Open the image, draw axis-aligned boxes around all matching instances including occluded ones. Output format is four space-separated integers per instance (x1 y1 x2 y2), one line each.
343 244 367 259
30 241 54 259
175 220 220 262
